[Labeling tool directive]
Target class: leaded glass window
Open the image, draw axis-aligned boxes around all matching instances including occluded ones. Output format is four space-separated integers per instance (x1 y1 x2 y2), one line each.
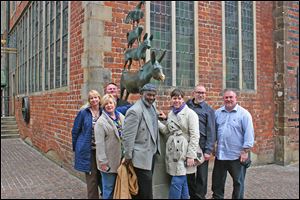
14 1 69 94
224 1 255 90
38 2 43 91
225 1 239 89
45 1 50 90
241 1 254 89
62 1 68 87
150 1 195 87
175 1 195 87
55 1 61 88
50 1 55 89
150 1 172 86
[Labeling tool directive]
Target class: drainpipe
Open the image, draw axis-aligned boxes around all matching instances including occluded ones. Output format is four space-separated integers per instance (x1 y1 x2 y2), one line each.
5 1 10 116
1 89 4 117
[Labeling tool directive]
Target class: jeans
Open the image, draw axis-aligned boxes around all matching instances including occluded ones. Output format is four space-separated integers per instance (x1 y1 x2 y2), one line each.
212 158 247 199
169 175 189 199
187 160 209 199
100 172 117 199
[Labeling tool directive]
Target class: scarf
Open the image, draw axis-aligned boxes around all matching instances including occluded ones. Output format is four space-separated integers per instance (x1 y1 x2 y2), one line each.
104 110 122 137
172 103 186 115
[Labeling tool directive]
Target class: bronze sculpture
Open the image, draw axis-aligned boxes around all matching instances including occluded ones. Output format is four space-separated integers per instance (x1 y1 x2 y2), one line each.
120 1 166 100
120 51 166 101
123 33 153 70
124 1 145 25
127 25 144 48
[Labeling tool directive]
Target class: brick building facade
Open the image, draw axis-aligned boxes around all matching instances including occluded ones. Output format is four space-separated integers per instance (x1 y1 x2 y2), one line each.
1 1 298 197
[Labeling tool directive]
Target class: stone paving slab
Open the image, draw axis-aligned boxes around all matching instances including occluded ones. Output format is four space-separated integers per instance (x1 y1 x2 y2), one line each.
1 139 87 199
206 160 299 199
1 138 299 199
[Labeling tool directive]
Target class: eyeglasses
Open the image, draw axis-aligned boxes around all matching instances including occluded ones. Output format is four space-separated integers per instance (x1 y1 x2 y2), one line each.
194 91 206 94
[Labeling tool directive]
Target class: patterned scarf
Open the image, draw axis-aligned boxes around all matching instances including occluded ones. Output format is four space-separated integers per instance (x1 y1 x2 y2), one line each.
105 110 122 137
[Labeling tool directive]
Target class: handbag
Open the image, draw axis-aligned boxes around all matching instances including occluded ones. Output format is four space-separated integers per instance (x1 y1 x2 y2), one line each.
194 145 205 166
240 158 252 168
240 152 252 168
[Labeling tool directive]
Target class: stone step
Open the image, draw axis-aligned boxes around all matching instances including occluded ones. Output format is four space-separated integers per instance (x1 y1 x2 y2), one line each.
1 116 19 139
1 134 20 139
1 124 18 129
1 121 17 125
1 129 19 135
1 117 16 121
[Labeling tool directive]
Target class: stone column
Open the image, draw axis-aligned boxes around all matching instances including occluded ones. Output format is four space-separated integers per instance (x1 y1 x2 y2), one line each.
273 1 299 165
81 2 112 101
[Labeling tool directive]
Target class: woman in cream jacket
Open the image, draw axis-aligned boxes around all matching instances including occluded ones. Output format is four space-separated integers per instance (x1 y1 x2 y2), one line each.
159 88 200 199
94 94 125 199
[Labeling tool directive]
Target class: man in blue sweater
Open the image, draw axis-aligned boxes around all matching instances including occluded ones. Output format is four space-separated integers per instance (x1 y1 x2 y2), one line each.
186 85 216 199
105 82 132 115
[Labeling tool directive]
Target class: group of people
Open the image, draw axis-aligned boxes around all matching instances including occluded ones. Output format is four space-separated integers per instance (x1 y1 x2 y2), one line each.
72 82 255 199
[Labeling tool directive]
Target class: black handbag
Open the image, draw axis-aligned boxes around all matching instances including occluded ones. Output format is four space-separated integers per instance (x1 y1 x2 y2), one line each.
240 152 252 168
240 158 252 168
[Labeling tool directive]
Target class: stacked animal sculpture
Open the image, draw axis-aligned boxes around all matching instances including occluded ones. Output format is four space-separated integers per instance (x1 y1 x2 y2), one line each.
127 25 144 48
120 1 166 100
123 33 153 70
120 51 166 101
124 1 145 25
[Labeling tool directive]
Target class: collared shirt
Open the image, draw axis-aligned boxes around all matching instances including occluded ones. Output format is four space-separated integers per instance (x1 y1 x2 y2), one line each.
186 99 216 154
215 104 254 160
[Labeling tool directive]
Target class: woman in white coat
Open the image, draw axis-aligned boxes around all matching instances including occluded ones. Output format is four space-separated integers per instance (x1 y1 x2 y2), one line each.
94 94 125 199
159 88 200 199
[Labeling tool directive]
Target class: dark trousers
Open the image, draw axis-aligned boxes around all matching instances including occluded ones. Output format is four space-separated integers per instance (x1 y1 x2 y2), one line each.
85 150 102 199
212 158 247 199
133 156 155 199
133 167 153 199
187 160 209 199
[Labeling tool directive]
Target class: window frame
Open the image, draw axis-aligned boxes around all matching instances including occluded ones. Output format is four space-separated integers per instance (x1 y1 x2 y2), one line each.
222 1 257 91
15 1 70 95
146 1 198 87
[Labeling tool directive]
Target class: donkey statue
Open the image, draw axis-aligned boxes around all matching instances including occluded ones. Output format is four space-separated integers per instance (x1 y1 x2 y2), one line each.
120 50 166 101
124 1 145 25
123 33 153 70
127 25 144 48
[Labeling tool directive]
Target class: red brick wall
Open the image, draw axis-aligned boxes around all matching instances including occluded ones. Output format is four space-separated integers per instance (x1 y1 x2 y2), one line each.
104 1 145 82
15 2 85 171
251 2 276 157
9 1 29 29
197 1 276 159
285 1 299 149
103 1 145 103
102 1 276 160
12 1 285 167
198 1 223 105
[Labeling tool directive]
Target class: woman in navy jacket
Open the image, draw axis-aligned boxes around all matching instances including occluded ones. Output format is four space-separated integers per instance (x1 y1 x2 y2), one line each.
72 90 102 199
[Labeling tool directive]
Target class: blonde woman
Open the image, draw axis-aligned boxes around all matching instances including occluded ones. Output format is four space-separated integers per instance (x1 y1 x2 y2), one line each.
72 90 102 199
94 94 125 199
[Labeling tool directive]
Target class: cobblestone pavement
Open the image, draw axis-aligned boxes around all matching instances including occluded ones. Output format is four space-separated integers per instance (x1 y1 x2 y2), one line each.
206 161 299 199
1 139 86 199
1 138 299 199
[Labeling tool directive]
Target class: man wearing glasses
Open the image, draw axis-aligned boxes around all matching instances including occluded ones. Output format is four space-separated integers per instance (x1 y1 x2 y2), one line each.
186 85 216 199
